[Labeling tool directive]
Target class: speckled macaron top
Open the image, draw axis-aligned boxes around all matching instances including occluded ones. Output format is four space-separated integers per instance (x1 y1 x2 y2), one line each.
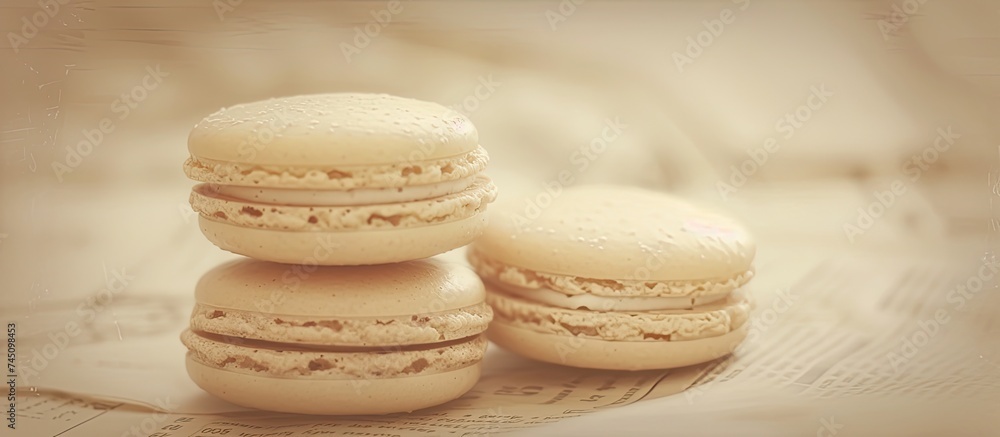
471 185 756 282
188 93 477 165
183 93 488 189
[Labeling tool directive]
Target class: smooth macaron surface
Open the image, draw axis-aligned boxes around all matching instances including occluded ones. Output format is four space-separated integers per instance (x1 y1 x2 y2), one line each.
187 93 477 167
194 257 486 317
188 258 492 346
473 185 755 281
183 93 490 192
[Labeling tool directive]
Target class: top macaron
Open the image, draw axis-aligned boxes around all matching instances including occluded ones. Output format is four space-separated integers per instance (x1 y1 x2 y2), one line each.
183 93 497 265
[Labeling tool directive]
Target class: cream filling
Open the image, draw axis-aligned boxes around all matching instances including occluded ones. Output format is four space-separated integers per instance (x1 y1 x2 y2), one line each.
213 177 475 206
493 281 731 311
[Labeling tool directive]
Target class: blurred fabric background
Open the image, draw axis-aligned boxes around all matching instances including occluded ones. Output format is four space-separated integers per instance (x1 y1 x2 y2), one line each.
2 2 999 435
1 0 997 316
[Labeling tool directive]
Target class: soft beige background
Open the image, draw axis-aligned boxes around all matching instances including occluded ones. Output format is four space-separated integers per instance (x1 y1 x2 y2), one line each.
2 0 997 339
2 0 997 345
0 1 998 433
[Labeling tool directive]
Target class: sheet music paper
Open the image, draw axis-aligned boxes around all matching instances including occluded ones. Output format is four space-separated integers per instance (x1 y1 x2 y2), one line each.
10 239 998 436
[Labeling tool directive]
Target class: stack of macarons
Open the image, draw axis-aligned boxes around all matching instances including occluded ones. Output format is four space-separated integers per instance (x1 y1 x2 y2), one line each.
180 93 497 414
180 93 759 415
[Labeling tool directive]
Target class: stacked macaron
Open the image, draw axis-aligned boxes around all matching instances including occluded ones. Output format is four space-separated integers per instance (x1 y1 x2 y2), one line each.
180 93 496 414
184 93 496 265
183 259 492 415
468 185 755 370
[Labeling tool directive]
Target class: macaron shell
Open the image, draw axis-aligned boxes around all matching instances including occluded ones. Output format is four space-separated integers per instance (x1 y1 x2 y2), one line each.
186 354 481 415
474 185 755 281
486 285 751 342
195 258 486 318
181 330 488 379
183 146 489 190
468 247 752 298
189 302 492 346
488 321 749 370
189 176 496 232
198 210 488 265
188 93 478 166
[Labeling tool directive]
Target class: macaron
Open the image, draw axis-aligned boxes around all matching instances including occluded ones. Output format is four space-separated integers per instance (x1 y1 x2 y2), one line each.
468 185 755 370
180 258 492 415
183 93 497 265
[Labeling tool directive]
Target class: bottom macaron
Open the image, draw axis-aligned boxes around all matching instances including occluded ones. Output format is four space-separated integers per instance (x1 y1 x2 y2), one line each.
484 285 752 370
180 258 493 415
182 330 487 415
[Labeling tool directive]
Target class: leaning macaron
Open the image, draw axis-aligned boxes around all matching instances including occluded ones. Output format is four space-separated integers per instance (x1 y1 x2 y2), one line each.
184 93 497 265
181 258 492 415
468 185 755 370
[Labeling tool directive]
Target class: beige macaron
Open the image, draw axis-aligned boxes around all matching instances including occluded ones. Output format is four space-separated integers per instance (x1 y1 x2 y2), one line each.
184 93 497 265
181 258 492 415
468 185 755 370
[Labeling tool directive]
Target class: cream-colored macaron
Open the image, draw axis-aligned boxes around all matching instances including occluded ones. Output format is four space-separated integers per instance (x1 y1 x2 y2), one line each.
181 258 492 415
184 93 497 265
468 185 755 370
